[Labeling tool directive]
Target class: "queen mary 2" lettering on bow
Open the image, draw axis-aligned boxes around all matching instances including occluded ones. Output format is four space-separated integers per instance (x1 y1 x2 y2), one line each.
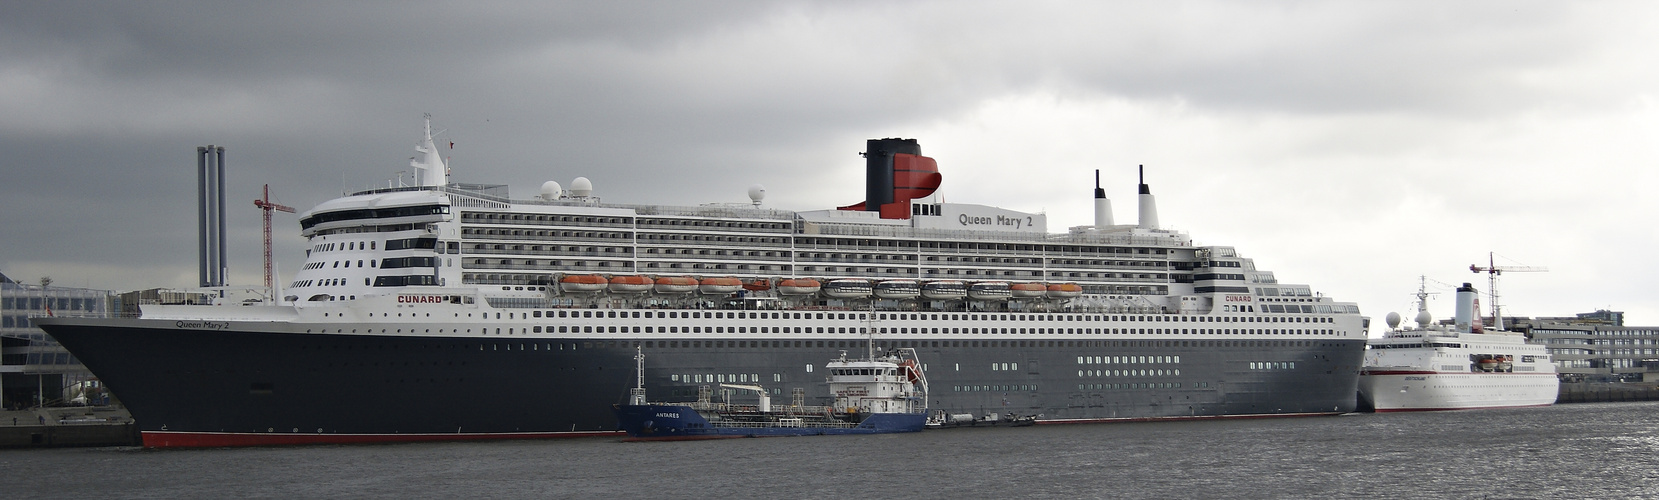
175 321 230 330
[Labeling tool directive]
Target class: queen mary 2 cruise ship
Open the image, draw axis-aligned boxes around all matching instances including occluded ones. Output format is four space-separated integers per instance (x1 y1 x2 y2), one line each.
39 119 1369 447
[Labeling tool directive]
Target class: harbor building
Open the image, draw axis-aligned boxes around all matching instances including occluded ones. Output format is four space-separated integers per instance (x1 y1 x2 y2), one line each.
0 272 117 409
1516 312 1659 383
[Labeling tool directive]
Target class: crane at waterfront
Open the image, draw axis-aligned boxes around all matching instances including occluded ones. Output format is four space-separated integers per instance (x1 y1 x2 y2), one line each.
253 184 295 290
1470 252 1547 330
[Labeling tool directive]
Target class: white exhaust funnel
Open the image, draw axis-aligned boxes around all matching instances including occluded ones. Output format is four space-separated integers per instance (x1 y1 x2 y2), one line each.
1094 170 1114 227
1137 165 1159 229
1454 283 1479 333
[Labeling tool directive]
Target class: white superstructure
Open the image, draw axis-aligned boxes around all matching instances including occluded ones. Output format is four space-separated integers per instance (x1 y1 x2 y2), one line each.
270 120 1367 332
1358 281 1558 411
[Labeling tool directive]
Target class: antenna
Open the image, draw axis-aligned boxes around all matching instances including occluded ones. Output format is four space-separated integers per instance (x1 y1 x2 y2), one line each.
866 301 878 359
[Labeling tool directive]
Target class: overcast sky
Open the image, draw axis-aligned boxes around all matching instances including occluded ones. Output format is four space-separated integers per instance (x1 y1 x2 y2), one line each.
3 1 1655 331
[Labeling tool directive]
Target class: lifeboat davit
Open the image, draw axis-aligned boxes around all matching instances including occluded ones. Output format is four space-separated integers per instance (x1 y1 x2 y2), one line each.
1010 282 1047 298
653 276 698 294
874 280 921 299
1477 357 1499 372
900 358 923 385
967 281 1011 301
777 278 822 295
921 280 968 300
822 279 872 298
559 274 607 293
1046 282 1083 298
607 275 653 294
698 277 743 295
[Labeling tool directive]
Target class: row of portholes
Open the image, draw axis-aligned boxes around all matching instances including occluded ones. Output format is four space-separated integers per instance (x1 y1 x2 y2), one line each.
953 385 1038 392
1077 382 1182 390
1078 355 1181 365
1077 369 1180 377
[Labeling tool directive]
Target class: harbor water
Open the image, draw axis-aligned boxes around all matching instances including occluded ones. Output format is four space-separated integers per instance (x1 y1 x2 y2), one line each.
5 401 1657 499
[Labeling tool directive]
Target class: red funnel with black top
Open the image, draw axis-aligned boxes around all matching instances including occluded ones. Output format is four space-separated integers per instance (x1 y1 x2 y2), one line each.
838 138 941 219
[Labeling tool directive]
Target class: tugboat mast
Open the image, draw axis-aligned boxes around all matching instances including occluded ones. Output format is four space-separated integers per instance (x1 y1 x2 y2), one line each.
628 346 646 405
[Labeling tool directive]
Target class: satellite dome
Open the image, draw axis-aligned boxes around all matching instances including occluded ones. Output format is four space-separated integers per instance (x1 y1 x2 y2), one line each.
1415 309 1433 328
539 181 562 200
570 177 593 197
1385 312 1401 330
747 184 766 206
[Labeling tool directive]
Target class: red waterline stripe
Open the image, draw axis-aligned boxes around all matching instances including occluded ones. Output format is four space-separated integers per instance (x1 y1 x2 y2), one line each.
1361 370 1558 376
1371 403 1555 413
621 435 750 443
141 430 624 448
1037 411 1343 426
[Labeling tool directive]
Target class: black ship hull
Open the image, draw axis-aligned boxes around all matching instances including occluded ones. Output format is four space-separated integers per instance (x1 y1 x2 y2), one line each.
41 317 1363 447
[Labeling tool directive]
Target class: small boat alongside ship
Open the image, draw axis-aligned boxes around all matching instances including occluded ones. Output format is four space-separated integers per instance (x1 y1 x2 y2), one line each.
613 347 930 440
925 410 1038 428
1357 281 1558 412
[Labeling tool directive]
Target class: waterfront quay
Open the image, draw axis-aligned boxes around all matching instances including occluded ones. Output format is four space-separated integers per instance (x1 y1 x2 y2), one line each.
0 406 137 448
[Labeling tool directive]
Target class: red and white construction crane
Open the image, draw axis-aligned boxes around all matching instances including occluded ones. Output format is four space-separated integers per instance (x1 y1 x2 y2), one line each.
1470 251 1547 330
253 184 296 290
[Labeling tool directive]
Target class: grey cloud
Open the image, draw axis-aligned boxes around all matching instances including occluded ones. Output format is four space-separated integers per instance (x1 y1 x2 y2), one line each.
0 1 1654 326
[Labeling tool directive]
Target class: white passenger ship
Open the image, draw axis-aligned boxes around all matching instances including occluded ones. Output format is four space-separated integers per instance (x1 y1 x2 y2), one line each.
39 119 1369 447
1358 282 1558 411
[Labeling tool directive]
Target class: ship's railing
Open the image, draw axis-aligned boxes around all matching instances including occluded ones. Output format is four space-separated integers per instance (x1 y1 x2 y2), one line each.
679 401 834 415
630 205 799 221
463 248 645 258
445 187 803 222
367 187 1208 256
708 420 857 429
806 223 1188 246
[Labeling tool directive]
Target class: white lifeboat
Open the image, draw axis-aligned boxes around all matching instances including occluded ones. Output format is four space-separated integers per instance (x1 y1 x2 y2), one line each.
1010 282 1047 298
559 275 607 293
874 280 921 299
698 277 743 295
777 278 823 295
653 276 698 294
607 275 653 294
822 279 872 298
921 280 967 300
1046 282 1083 298
967 282 1011 301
